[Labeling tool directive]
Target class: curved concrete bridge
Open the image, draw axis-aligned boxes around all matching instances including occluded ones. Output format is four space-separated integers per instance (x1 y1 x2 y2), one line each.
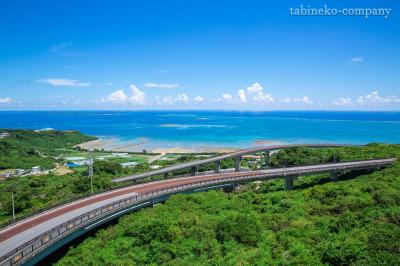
0 157 395 266
113 144 348 182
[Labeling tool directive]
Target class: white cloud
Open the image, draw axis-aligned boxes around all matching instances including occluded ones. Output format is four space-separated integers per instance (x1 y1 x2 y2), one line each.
294 96 313 105
281 96 313 105
349 57 364 63
194 96 204 103
154 93 192 106
157 69 167 74
243 82 274 102
328 91 400 108
38 78 91 87
253 91 274 102
128 85 146 105
104 85 146 105
144 83 179 89
174 93 189 103
0 97 12 104
222 93 233 101
332 97 352 106
106 89 128 103
356 91 400 106
237 89 247 103
246 82 263 93
161 96 174 105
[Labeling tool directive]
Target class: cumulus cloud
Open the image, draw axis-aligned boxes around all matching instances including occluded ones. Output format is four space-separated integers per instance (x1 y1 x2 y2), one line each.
222 93 233 101
0 97 12 104
144 83 179 89
155 93 191 106
104 85 146 105
329 91 400 108
356 91 400 106
106 89 128 103
240 82 274 103
38 78 91 87
157 96 173 105
297 96 313 105
349 57 364 63
237 89 247 103
129 85 146 104
332 97 352 106
194 96 204 103
281 96 313 105
174 93 189 103
246 82 263 93
253 91 274 102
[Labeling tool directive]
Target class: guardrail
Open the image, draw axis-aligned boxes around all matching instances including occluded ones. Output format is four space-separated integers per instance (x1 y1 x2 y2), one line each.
113 143 350 182
0 155 380 231
0 158 395 266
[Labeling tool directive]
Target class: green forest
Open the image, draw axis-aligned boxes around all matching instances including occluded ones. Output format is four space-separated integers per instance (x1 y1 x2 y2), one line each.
0 130 261 226
1 130 399 265
56 144 400 266
0 129 96 169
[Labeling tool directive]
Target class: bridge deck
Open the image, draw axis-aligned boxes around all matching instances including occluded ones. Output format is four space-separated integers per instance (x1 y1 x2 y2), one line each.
0 158 395 265
113 144 347 182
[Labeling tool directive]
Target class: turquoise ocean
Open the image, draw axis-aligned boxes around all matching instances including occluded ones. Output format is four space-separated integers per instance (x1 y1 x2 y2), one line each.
0 111 399 149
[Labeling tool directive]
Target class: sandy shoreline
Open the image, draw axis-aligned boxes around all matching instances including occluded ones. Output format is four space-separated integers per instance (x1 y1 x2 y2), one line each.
77 138 285 154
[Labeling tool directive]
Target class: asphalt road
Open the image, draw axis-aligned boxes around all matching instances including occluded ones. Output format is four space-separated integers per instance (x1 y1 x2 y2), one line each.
113 143 348 182
1 157 395 261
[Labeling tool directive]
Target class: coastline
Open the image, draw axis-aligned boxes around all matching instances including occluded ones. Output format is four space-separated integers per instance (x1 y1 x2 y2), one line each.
77 138 285 154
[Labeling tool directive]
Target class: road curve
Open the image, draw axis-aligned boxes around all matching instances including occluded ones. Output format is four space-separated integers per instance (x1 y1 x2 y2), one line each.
1 157 396 266
113 144 349 182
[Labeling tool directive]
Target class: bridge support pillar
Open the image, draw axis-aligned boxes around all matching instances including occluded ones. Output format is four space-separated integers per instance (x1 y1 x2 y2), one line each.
214 160 221 173
284 177 295 190
265 151 270 168
223 185 235 193
234 156 241 172
191 166 198 176
330 170 337 181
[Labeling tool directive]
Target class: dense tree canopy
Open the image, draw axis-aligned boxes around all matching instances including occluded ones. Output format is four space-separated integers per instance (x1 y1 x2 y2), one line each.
57 144 400 265
0 129 96 169
1 129 399 265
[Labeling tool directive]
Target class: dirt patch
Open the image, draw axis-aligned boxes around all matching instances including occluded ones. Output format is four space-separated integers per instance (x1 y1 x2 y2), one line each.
53 165 73 176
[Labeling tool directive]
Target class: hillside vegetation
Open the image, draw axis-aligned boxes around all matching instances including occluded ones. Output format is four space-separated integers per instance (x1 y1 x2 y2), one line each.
0 129 96 169
57 144 400 265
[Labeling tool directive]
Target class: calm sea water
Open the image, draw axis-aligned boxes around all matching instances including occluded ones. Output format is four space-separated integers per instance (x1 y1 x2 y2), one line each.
0 111 399 148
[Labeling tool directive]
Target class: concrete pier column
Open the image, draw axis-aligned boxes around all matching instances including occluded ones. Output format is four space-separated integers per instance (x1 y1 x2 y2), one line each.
285 177 294 190
265 151 270 168
234 156 242 172
330 170 337 181
191 166 198 176
214 160 221 173
223 185 235 193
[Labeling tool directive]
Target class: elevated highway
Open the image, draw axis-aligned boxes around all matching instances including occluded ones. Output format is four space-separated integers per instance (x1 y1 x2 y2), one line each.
113 144 348 182
0 158 395 266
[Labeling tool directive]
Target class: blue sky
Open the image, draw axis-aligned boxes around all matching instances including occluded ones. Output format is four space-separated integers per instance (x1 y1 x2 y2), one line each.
0 0 399 110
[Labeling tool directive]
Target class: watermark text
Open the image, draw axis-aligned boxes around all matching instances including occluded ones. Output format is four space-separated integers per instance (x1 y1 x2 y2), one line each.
289 5 392 19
